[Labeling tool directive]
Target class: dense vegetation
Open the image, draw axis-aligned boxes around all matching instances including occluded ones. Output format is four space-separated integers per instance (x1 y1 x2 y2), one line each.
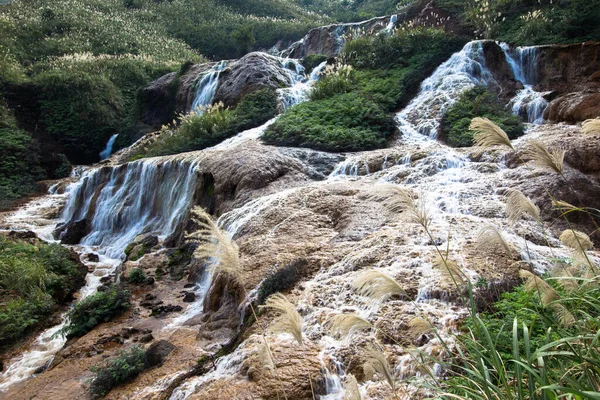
263 27 466 152
440 87 524 147
138 88 279 157
89 346 148 398
60 285 131 338
0 236 85 349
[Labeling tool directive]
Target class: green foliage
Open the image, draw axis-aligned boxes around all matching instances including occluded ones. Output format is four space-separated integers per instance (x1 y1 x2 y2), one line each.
61 286 131 338
301 54 328 73
310 65 355 101
127 268 147 285
0 237 84 347
263 92 395 152
257 259 306 304
440 86 524 147
296 0 403 22
142 89 278 157
89 345 148 398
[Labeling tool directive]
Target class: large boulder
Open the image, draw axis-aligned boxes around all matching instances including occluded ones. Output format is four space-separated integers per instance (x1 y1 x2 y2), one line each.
545 91 600 123
213 52 292 108
53 218 89 245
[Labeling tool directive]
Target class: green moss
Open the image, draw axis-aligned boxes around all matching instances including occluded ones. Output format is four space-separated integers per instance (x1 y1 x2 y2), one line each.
440 86 524 147
262 92 395 152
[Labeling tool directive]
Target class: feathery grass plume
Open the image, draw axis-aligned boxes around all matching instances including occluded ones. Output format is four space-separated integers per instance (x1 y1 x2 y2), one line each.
470 117 514 150
328 313 372 339
476 225 513 257
433 255 466 285
559 229 593 252
256 341 275 374
263 293 303 345
521 139 565 173
362 345 396 390
367 185 431 228
519 270 560 305
353 270 406 302
342 374 362 400
408 317 433 339
187 207 241 281
552 199 579 213
549 303 576 327
505 189 540 225
582 118 600 135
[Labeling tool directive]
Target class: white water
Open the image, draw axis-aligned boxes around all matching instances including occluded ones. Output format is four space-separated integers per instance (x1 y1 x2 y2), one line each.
500 44 548 124
191 61 227 113
277 59 327 109
99 133 119 160
383 14 398 34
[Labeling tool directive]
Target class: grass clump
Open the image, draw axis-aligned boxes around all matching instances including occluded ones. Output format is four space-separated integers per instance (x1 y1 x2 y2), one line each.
262 92 395 152
0 236 84 349
141 89 278 157
126 268 147 285
60 285 131 339
89 345 148 398
440 87 524 147
257 259 306 304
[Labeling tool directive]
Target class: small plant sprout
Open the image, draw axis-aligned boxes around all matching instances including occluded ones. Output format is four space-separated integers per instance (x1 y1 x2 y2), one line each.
505 189 540 225
470 117 514 150
328 313 372 339
353 270 406 302
476 225 513 257
521 139 565 174
581 118 600 135
263 293 303 345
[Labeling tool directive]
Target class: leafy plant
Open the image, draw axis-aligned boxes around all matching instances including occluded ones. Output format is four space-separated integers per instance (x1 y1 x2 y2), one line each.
89 345 148 398
126 268 147 285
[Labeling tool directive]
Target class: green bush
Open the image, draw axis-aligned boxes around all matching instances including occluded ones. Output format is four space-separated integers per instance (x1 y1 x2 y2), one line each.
89 345 148 398
262 92 395 152
257 259 306 304
61 286 131 338
440 86 524 147
0 237 84 347
309 65 355 101
127 268 147 285
142 89 278 157
301 54 328 73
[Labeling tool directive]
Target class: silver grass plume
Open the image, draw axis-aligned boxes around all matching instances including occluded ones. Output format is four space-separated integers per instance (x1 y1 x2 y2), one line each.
328 313 372 339
505 189 540 226
367 185 431 229
433 255 466 285
470 117 514 150
263 293 303 345
521 139 565 173
343 374 362 400
408 317 433 339
353 270 406 302
476 225 513 257
362 345 396 390
552 199 578 213
519 270 575 327
256 341 275 374
187 207 241 281
582 118 600 135
559 229 593 252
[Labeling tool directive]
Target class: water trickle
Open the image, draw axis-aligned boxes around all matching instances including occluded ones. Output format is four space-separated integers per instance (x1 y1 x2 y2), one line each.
383 14 398 34
99 133 119 160
191 61 227 113
277 59 326 109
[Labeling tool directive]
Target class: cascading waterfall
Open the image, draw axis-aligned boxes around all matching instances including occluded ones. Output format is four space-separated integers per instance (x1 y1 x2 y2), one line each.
99 133 119 160
397 41 497 138
277 58 327 109
383 14 398 34
500 43 548 123
191 61 227 113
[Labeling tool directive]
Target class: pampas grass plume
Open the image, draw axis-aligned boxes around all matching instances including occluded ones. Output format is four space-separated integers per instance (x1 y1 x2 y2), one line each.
353 270 406 301
363 346 396 390
264 293 303 345
476 225 513 257
522 139 565 173
582 118 600 135
343 374 362 400
470 117 514 150
328 313 372 339
505 190 540 225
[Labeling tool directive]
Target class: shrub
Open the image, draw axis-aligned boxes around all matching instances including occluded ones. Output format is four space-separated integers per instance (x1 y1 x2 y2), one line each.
89 345 148 398
60 286 131 338
262 92 395 152
126 268 147 284
0 237 84 347
440 86 525 147
309 64 355 101
257 259 306 304
301 54 328 73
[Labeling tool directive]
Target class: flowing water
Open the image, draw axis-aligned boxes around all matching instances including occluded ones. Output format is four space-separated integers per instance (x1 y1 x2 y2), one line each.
191 61 227 113
99 133 119 160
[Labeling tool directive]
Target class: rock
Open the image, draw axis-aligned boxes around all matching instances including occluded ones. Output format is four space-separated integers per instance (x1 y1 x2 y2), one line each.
146 340 176 368
54 218 89 245
125 234 159 261
86 253 100 262
151 304 183 316
213 52 293 108
138 333 154 343
545 91 600 123
182 292 196 303
7 230 37 240
183 283 196 289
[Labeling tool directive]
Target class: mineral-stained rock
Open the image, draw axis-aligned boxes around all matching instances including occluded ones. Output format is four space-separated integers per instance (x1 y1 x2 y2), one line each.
146 340 176 368
54 218 89 245
545 91 600 123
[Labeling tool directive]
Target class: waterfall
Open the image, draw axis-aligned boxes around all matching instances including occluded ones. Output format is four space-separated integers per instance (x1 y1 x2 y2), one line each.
191 61 227 113
99 134 119 160
62 156 202 259
500 43 548 124
277 59 327 109
397 41 497 139
383 14 398 34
